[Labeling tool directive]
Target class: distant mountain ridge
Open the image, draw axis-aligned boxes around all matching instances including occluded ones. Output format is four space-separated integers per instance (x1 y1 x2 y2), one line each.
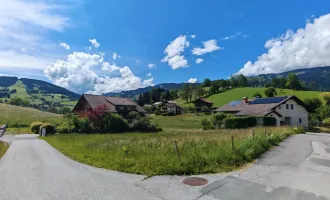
104 83 199 98
253 66 330 91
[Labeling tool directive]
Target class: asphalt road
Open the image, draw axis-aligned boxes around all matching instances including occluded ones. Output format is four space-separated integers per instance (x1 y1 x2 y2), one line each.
1 133 330 200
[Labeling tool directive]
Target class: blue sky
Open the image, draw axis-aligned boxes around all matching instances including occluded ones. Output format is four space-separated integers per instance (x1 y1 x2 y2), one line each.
1 0 330 94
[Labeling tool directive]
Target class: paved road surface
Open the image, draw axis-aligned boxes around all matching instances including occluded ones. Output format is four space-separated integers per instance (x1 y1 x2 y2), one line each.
2 133 330 200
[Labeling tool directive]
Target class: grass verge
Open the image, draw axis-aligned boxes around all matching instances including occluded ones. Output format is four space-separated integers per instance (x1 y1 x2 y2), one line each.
43 127 303 176
0 141 9 159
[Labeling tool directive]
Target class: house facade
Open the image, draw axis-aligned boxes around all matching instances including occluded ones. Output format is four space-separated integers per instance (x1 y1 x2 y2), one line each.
73 94 148 117
215 96 309 127
193 98 213 111
162 101 181 115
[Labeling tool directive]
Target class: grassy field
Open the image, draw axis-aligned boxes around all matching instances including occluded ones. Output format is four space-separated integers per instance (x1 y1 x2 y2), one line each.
0 103 63 127
0 141 9 159
178 87 324 108
151 114 212 130
43 127 302 176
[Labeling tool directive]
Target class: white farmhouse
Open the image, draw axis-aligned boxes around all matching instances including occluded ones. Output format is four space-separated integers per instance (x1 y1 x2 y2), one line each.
215 96 309 127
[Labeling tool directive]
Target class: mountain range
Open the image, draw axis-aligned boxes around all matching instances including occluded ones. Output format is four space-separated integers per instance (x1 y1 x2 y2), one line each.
0 66 329 109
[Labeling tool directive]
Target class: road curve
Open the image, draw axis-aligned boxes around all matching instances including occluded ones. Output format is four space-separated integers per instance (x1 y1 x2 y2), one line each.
0 134 161 200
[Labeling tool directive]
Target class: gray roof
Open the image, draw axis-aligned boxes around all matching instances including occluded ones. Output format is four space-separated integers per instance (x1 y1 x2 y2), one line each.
78 94 147 114
215 96 307 117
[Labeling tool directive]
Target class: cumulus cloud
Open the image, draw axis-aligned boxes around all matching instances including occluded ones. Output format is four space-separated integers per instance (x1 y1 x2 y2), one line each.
192 40 221 55
238 14 330 76
146 72 152 77
221 32 243 40
89 39 100 48
187 78 198 83
190 35 196 39
196 58 204 64
60 42 70 50
161 35 190 69
101 62 120 72
44 52 154 94
148 63 156 69
0 0 70 70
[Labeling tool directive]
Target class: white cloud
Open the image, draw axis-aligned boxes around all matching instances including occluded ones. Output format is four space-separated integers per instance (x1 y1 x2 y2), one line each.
101 62 120 72
148 63 156 69
60 42 70 50
112 52 120 60
89 39 100 48
44 52 153 94
161 35 190 69
0 0 70 70
221 32 243 40
192 40 221 55
196 58 204 64
187 78 198 83
238 14 330 76
190 35 196 39
146 72 152 77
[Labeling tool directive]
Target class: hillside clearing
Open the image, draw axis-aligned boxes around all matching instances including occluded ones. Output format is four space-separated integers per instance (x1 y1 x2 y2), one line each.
178 87 324 108
44 127 302 176
0 103 63 127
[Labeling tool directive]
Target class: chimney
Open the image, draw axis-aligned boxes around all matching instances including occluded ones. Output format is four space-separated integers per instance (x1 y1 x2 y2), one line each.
243 97 248 104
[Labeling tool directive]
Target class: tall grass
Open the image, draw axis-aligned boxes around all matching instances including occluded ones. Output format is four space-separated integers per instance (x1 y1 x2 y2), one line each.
43 127 303 176
0 141 9 158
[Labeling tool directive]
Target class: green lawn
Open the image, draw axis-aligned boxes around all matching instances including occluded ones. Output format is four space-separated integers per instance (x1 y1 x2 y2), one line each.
178 87 324 108
0 141 9 159
43 127 302 176
0 103 63 127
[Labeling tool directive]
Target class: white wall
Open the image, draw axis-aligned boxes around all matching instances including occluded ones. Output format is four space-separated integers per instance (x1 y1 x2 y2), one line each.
274 99 309 127
167 106 177 114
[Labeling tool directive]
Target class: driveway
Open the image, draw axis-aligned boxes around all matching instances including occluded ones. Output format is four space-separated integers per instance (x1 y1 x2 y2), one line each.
1 133 330 200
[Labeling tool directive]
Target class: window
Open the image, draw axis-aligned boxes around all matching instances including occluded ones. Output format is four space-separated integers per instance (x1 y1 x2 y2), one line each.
291 104 294 110
286 104 289 110
299 118 302 124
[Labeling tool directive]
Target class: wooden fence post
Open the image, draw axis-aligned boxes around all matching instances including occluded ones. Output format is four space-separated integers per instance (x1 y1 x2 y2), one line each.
231 135 235 152
174 141 181 162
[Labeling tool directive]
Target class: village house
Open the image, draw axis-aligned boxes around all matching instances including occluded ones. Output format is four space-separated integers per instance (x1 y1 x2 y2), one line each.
215 96 309 127
193 98 213 111
73 94 148 117
162 100 181 115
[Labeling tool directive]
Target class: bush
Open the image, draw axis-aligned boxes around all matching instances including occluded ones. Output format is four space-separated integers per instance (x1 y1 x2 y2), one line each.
154 107 161 115
264 87 277 97
40 123 55 135
223 116 257 129
130 117 162 132
200 106 211 115
252 92 262 98
30 122 44 134
103 113 130 133
323 118 330 127
256 117 277 126
56 122 74 134
201 118 213 130
127 111 141 122
212 113 227 128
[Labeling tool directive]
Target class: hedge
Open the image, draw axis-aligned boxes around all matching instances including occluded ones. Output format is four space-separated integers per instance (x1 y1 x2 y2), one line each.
224 116 257 129
40 123 56 135
30 122 44 134
223 116 277 129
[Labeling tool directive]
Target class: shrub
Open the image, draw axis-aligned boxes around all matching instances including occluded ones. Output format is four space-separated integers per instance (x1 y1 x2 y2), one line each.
212 113 227 128
264 87 277 97
103 113 130 133
30 122 44 134
201 118 213 130
256 117 277 126
223 116 257 129
304 97 323 113
323 118 330 127
130 117 162 132
200 106 211 115
154 107 161 115
127 111 141 122
252 92 262 98
143 105 153 114
56 122 74 134
40 123 55 135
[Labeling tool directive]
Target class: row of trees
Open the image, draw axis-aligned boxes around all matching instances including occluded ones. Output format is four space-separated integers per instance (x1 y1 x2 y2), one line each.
137 88 180 106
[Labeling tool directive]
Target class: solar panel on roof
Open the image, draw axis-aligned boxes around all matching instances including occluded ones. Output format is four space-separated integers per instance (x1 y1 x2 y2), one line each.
227 100 242 106
250 96 287 104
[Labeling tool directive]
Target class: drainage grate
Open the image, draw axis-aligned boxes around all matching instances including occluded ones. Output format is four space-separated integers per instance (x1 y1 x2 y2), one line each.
183 177 208 186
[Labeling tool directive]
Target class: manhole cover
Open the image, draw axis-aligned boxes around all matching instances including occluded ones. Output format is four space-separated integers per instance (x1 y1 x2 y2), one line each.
183 177 208 186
